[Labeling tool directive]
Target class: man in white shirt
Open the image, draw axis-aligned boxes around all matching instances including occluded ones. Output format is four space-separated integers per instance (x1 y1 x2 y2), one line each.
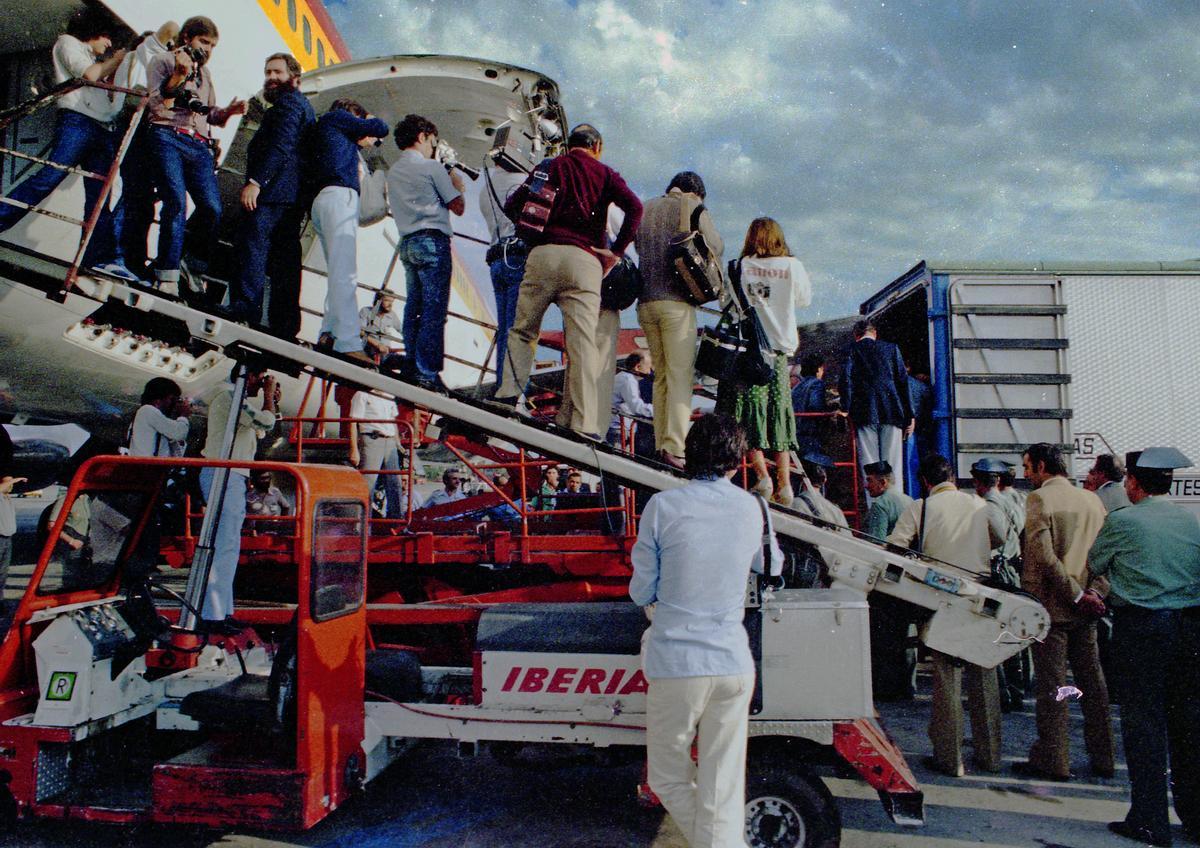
421 468 467 509
631 413 782 848
128 377 190 457
347 390 406 519
359 291 403 359
888 453 1000 777
387 114 464 390
608 350 654 448
0 10 137 280
113 21 178 279
198 365 277 628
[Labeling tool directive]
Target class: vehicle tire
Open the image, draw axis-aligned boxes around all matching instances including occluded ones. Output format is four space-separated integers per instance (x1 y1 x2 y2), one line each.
745 759 840 848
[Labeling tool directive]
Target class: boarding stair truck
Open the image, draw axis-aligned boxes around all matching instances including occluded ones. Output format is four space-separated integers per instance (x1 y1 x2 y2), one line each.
0 274 1051 848
858 260 1200 504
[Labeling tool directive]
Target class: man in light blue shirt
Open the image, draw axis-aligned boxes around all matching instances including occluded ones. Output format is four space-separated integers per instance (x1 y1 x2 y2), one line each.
630 413 781 848
386 114 464 390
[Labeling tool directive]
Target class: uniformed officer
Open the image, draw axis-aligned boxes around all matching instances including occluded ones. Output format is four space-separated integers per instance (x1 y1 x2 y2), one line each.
1089 447 1200 848
863 460 913 540
972 457 1028 711
862 459 917 700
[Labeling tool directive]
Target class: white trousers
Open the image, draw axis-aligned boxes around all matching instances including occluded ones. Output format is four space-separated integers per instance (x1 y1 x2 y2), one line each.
647 673 754 848
311 186 362 353
198 467 246 620
856 424 905 496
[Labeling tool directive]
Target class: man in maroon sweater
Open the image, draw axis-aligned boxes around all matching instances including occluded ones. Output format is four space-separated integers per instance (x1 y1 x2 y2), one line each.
495 124 643 437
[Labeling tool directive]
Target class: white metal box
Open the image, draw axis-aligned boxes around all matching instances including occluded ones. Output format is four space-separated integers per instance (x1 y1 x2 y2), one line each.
758 588 873 721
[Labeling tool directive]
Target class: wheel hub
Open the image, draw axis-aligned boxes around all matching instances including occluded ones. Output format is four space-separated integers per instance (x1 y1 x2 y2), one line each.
745 795 806 848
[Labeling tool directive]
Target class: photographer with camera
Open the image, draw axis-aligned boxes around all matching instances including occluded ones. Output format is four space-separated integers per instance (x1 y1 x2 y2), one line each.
144 15 245 295
386 114 466 391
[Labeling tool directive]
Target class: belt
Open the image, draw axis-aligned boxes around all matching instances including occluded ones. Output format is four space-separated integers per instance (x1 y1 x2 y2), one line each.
155 124 210 144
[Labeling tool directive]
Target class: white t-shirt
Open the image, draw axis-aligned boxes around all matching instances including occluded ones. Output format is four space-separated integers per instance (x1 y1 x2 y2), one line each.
53 34 120 123
128 403 189 457
112 33 171 112
478 166 525 244
736 256 812 354
201 385 277 476
350 392 399 438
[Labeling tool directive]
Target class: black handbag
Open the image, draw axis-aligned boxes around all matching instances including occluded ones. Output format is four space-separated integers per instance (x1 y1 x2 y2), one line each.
601 256 643 311
694 261 774 386
668 202 722 305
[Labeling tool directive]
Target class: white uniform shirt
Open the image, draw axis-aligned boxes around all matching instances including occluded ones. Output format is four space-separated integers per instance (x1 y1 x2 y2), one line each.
128 403 189 457
630 476 783 678
736 255 812 354
887 481 989 571
53 34 120 123
350 392 399 438
201 385 277 476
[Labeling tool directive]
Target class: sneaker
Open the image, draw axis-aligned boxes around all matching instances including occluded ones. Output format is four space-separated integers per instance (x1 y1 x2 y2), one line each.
92 261 140 282
179 257 205 295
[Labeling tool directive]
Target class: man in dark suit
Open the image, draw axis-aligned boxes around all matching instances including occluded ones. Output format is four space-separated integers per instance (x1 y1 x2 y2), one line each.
840 319 913 496
227 53 315 338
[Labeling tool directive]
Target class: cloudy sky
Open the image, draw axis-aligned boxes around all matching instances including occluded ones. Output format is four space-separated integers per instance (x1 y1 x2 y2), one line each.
326 0 1200 320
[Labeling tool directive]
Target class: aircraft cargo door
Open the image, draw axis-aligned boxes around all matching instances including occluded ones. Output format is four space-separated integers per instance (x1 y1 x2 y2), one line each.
948 276 1071 479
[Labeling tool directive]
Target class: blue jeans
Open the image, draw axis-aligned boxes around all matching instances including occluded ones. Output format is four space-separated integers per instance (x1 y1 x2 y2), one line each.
0 109 121 266
399 230 453 381
489 249 526 387
151 126 221 281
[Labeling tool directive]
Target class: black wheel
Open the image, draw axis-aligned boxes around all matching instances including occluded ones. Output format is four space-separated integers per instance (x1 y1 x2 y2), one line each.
745 759 840 848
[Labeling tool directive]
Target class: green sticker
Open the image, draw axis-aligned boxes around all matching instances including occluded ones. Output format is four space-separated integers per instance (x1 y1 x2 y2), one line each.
45 671 77 702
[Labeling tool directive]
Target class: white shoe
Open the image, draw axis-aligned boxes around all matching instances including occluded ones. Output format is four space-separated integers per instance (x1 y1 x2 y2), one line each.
92 261 139 282
751 476 774 498
771 486 794 508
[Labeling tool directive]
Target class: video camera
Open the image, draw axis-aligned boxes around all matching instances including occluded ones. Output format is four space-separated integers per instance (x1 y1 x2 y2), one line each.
434 140 479 181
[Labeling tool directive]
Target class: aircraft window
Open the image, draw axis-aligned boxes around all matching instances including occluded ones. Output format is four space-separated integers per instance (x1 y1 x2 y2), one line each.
287 0 297 30
302 16 312 53
37 490 150 595
317 40 325 67
311 500 365 621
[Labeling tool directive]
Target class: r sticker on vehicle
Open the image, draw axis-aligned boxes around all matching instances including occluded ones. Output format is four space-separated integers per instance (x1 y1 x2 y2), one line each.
46 671 77 701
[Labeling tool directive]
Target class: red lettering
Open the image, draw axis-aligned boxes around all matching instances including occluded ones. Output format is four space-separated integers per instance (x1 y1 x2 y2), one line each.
619 669 648 696
603 669 626 694
547 667 578 694
575 668 606 694
518 667 549 692
500 666 522 692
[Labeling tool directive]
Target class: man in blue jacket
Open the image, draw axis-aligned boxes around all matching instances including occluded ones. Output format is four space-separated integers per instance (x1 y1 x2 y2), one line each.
227 53 314 338
304 99 389 364
840 320 914 496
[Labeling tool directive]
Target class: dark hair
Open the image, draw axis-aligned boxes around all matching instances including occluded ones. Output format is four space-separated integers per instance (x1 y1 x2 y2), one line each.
852 319 875 339
1091 453 1125 483
1024 442 1068 477
800 353 823 378
141 377 182 406
394 114 438 150
265 52 302 78
666 171 705 199
179 16 219 43
999 469 1016 487
330 97 367 118
67 8 115 41
1129 465 1172 496
566 123 602 150
623 351 647 371
919 454 953 486
684 413 747 479
802 461 828 486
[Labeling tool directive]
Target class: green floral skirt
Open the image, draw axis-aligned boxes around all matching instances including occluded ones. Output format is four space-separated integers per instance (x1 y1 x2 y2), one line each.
715 353 797 452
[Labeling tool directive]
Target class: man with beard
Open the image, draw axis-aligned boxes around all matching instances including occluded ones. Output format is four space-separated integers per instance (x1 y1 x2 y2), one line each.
144 16 245 295
226 53 315 337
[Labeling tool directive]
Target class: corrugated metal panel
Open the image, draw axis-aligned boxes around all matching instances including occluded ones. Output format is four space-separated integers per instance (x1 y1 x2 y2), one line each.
1063 275 1200 470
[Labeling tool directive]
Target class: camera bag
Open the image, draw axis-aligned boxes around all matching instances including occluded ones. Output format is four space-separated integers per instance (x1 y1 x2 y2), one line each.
668 201 722 305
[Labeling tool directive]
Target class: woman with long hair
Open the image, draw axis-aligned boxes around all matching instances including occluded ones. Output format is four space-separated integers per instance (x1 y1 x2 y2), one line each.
716 217 812 505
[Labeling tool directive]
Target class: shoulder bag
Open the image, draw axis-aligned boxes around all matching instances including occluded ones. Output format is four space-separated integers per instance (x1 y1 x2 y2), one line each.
668 200 722 305
694 260 774 386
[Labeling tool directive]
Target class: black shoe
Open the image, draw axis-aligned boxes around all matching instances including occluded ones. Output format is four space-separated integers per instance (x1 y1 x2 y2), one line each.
1090 763 1116 780
414 377 448 394
658 450 686 471
1011 760 1073 782
1108 820 1171 847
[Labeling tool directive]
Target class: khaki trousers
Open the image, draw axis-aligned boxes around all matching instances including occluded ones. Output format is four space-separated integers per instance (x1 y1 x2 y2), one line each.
647 673 754 848
558 306 619 434
497 244 604 433
1028 620 1114 777
638 299 697 457
930 650 1002 774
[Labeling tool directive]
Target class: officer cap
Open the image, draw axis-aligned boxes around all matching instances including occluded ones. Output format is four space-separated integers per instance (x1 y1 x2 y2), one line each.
1126 447 1194 471
971 457 1009 474
802 452 836 469
862 460 891 476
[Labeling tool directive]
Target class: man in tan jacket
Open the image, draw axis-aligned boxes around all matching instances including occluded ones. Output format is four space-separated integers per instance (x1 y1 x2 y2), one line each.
1015 442 1114 781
